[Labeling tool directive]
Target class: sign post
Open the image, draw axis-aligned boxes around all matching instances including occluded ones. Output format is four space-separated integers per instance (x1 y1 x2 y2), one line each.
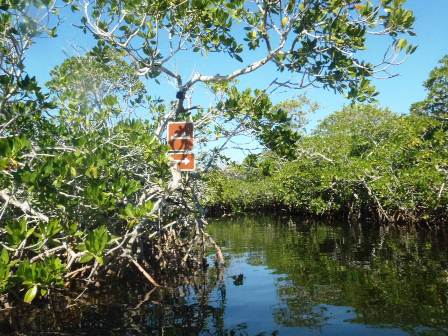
167 122 195 172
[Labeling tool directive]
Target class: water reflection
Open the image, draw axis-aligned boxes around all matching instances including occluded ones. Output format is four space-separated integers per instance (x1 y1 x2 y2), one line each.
209 216 448 335
0 216 447 335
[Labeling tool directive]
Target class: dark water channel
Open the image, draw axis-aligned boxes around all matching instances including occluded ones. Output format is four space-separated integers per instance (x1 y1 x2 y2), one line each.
1 216 448 335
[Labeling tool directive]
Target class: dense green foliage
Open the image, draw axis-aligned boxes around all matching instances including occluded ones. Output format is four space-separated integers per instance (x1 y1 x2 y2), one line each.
0 0 420 305
0 2 172 303
205 103 448 223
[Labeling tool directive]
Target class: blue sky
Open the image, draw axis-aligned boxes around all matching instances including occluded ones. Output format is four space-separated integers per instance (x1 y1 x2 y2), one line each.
26 0 448 132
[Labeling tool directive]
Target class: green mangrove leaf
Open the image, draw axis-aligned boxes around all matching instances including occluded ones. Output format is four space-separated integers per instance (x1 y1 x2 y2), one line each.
79 253 94 264
24 285 38 304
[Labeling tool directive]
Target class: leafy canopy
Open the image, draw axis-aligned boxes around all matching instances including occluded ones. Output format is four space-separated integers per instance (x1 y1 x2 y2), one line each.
79 0 416 103
411 55 448 117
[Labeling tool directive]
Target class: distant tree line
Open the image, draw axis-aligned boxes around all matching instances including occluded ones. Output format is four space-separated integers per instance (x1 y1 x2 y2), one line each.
204 55 448 224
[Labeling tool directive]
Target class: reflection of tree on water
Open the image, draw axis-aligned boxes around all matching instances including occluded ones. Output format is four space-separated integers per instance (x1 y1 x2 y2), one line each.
144 270 227 335
272 273 351 330
273 284 327 329
0 265 271 336
0 269 234 335
209 216 448 333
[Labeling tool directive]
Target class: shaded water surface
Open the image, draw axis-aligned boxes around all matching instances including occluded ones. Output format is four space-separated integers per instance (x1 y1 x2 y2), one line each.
1 216 448 335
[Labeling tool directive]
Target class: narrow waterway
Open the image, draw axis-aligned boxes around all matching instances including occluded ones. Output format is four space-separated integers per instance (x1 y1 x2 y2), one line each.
1 216 447 335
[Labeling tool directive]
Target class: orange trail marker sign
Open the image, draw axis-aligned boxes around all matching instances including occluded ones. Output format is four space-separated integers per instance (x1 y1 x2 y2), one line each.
169 153 195 171
168 122 194 151
169 138 193 151
167 122 195 172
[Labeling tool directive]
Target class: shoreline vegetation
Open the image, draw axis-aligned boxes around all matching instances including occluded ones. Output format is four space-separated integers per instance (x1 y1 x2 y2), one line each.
204 105 448 226
204 56 448 226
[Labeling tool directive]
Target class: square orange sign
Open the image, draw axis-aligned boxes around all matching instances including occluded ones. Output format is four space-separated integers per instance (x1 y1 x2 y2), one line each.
169 153 195 171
